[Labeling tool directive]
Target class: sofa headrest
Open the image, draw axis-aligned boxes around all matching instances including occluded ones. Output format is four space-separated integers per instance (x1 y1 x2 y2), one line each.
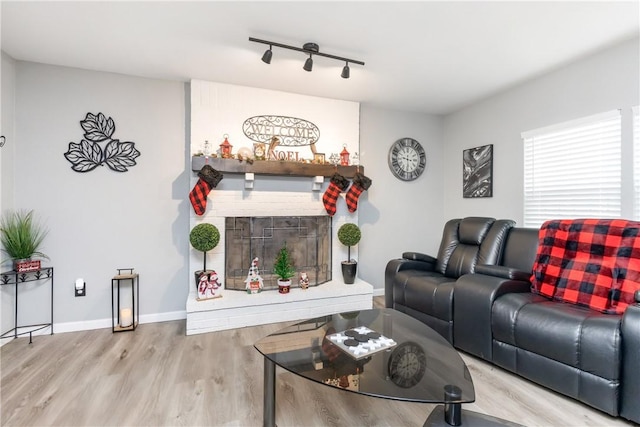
458 217 495 245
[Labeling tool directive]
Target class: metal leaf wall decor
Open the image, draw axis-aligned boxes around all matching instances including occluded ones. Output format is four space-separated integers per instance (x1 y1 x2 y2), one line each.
64 112 141 173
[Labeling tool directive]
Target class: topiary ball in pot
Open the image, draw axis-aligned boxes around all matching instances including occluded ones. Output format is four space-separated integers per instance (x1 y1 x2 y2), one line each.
190 223 220 286
338 223 361 262
337 223 361 284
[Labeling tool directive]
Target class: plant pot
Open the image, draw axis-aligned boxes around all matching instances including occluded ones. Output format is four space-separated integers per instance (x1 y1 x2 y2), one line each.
14 259 40 273
278 279 291 294
341 261 357 284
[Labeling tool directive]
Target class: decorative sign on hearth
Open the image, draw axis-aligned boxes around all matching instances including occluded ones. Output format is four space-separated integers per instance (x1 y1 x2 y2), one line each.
242 115 320 159
64 112 141 173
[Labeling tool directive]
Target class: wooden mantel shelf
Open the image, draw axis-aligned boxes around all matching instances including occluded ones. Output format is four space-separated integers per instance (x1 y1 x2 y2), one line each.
191 156 363 178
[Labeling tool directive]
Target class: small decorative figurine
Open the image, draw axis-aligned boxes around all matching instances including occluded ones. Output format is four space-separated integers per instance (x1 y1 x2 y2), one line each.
197 270 222 301
254 143 266 160
299 272 310 290
245 257 264 294
268 136 280 160
340 145 350 166
220 134 233 159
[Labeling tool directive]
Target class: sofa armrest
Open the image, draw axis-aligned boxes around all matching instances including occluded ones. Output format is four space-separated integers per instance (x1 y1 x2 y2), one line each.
620 294 640 424
402 251 437 264
453 273 531 361
384 256 436 308
475 264 531 281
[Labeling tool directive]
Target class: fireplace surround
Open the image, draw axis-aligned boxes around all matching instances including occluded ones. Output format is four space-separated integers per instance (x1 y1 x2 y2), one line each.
185 187 373 335
187 80 371 334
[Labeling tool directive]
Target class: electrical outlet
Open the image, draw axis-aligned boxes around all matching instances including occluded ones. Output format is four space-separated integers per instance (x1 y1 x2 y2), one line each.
75 279 86 297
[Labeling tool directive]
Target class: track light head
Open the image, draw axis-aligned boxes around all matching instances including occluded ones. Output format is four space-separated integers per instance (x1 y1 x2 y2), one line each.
261 47 272 64
303 55 313 72
341 62 350 79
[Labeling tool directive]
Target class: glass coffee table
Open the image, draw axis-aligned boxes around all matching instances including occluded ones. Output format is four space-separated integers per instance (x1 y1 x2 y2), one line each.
255 308 521 427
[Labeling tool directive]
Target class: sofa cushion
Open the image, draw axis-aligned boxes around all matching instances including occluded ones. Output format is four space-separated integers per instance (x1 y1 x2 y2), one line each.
394 270 456 320
530 219 640 314
458 217 494 245
435 218 514 278
492 293 622 381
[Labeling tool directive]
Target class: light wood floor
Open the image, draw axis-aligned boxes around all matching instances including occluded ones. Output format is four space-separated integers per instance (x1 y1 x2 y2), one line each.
1 297 634 426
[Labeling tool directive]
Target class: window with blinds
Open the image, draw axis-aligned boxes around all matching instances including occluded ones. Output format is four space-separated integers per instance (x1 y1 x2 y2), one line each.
522 110 621 228
634 106 640 220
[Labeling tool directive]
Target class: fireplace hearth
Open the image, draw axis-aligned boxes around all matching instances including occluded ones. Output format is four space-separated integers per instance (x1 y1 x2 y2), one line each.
225 216 331 291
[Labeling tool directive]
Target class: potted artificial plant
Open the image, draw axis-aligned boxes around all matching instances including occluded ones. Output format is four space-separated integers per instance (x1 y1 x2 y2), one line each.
273 242 296 294
338 223 361 284
0 210 49 272
189 223 221 299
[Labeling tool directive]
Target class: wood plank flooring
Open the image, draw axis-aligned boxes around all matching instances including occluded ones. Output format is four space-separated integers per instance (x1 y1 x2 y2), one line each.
1 297 634 426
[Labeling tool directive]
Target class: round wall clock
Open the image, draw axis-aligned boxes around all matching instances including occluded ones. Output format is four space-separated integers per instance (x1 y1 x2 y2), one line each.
388 341 427 388
388 138 427 181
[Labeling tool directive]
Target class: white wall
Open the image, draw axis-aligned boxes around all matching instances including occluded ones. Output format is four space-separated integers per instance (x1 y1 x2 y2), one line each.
358 105 444 290
442 37 640 224
9 62 188 331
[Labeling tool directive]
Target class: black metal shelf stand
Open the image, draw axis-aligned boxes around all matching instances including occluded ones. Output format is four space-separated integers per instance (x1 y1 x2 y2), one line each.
111 268 139 333
0 267 54 344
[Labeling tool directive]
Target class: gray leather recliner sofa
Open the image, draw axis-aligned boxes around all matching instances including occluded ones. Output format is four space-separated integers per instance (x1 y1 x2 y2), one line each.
385 217 515 343
385 218 640 424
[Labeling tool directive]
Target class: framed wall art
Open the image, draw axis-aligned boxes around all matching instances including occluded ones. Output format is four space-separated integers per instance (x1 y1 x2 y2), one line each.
463 144 493 198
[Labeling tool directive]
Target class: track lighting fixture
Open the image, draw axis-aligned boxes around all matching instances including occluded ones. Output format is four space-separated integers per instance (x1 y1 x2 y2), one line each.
341 62 350 79
249 37 364 78
303 54 313 72
261 46 273 64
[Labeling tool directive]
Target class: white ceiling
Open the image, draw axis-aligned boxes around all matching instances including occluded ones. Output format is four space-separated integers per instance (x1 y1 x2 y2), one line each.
2 1 638 115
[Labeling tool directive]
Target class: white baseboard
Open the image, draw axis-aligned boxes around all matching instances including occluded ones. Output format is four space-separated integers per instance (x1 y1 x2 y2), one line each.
372 288 385 297
51 310 187 334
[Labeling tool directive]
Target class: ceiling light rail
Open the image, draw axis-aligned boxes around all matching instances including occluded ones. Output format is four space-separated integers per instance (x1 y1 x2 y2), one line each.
249 37 364 79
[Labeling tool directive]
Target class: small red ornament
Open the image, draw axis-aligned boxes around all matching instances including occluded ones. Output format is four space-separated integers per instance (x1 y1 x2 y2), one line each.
340 145 350 166
220 134 233 159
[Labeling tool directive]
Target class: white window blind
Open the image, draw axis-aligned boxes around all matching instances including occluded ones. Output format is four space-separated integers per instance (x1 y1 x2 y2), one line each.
634 106 640 220
522 110 621 228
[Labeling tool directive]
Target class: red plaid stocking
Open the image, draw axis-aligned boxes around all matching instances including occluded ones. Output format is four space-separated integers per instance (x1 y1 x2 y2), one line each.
189 165 223 215
345 172 372 213
322 173 349 216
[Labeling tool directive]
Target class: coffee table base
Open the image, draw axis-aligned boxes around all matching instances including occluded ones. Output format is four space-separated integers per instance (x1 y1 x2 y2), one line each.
424 405 524 427
264 358 276 427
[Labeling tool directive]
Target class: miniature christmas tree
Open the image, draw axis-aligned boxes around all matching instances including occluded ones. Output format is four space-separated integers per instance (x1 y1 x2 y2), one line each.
273 243 296 281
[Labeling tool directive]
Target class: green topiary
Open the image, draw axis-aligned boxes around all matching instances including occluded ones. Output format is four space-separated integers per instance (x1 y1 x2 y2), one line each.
337 223 361 262
273 243 296 280
190 223 220 252
190 223 220 270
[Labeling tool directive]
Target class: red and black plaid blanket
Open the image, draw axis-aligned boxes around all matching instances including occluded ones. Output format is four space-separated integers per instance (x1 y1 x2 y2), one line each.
531 218 640 314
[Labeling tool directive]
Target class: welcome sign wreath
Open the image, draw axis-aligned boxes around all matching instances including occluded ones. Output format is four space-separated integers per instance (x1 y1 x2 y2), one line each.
242 115 320 160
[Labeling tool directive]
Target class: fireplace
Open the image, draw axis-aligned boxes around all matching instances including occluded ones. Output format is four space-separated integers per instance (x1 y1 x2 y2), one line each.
224 216 332 291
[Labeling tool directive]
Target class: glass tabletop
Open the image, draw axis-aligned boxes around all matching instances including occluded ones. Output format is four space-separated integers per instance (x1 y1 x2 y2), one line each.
254 308 475 404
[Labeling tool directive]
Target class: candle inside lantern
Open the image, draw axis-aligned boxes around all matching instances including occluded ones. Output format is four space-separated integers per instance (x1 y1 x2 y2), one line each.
120 308 133 328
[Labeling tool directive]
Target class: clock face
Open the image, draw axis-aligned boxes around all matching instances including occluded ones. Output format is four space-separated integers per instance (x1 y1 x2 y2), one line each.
388 138 427 181
388 342 427 388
